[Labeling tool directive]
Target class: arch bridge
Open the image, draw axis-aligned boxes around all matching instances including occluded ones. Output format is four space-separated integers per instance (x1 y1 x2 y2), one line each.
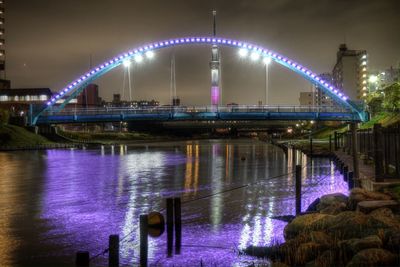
30 36 367 125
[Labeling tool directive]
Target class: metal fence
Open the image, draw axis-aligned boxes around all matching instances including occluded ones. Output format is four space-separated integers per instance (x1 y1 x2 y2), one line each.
335 123 400 179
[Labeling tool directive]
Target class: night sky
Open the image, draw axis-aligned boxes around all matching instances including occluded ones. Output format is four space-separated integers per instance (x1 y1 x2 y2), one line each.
6 0 400 105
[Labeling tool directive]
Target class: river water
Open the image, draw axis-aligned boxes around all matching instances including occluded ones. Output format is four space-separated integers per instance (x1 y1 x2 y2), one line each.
0 139 347 267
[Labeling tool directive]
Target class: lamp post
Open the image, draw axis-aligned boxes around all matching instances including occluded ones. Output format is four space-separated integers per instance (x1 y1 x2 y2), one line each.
263 57 272 105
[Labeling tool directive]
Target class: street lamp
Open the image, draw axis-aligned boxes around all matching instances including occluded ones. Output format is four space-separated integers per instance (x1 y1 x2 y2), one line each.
238 48 248 58
263 57 272 105
123 59 131 68
368 75 378 83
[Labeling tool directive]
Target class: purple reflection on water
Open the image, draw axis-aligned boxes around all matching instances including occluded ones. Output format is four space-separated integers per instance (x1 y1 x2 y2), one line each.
38 142 347 266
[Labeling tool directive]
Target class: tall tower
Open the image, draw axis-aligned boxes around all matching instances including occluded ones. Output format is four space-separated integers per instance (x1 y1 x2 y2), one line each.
210 10 221 106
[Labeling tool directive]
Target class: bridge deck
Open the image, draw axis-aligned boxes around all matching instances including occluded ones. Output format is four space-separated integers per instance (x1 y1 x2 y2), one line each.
33 106 361 124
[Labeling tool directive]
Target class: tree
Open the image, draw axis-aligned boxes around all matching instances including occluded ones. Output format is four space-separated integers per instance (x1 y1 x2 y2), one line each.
0 108 9 125
383 82 400 112
366 91 384 116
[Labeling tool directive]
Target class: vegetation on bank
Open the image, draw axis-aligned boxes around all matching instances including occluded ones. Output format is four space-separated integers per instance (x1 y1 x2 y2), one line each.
0 124 52 147
244 188 400 267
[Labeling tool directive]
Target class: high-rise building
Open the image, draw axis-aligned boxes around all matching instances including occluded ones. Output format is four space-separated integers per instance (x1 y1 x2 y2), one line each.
209 11 221 106
77 84 99 107
299 92 314 106
332 44 367 103
313 73 335 106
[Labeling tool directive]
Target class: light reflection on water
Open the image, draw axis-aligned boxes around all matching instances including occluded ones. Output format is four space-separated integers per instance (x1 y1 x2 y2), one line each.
0 139 348 267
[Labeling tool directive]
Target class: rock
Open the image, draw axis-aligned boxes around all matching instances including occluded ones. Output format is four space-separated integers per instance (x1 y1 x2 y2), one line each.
339 235 383 255
314 250 336 267
357 200 399 213
384 229 400 251
310 211 379 240
270 262 289 267
369 207 395 218
284 213 329 240
367 211 400 231
320 201 347 215
345 248 398 267
242 245 279 258
310 231 332 248
317 193 348 211
306 197 320 212
295 242 323 266
348 188 392 210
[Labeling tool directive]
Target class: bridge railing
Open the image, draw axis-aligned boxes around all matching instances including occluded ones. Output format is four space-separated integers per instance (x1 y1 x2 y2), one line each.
41 105 351 116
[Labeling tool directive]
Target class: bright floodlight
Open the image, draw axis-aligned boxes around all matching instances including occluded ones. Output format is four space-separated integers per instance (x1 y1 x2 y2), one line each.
134 54 143 63
238 48 248 58
145 50 154 59
123 59 131 67
263 57 272 65
250 52 260 61
368 75 378 83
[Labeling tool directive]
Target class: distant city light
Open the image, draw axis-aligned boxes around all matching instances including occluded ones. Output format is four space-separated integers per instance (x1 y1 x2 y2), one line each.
238 48 248 58
122 59 131 67
134 54 143 63
368 75 378 83
250 52 260 61
145 50 155 59
263 57 272 65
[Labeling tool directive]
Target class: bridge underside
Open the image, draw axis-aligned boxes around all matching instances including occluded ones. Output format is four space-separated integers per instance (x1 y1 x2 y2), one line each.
35 111 361 125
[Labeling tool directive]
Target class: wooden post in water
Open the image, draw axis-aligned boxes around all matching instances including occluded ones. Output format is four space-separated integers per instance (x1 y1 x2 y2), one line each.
309 136 313 157
174 197 182 255
348 171 354 190
329 135 332 152
139 214 148 267
373 124 384 182
334 131 338 151
76 251 90 267
343 166 349 182
166 198 174 257
295 165 302 216
351 123 360 181
108 235 119 267
291 146 296 167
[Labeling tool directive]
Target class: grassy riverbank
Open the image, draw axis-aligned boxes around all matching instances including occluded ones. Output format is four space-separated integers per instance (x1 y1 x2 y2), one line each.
0 124 52 147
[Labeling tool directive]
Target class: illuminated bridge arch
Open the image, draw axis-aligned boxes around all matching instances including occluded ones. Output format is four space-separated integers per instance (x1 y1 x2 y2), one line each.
34 36 366 123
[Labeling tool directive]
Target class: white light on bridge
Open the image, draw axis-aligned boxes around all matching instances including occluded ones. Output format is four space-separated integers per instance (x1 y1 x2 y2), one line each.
134 54 143 63
263 56 272 65
123 59 131 67
145 50 155 59
250 52 260 61
238 48 248 58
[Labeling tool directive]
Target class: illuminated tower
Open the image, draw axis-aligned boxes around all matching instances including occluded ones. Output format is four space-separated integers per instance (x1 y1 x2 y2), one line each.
210 10 221 106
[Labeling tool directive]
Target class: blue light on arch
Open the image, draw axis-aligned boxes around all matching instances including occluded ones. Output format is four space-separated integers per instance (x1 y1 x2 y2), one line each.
36 36 365 122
